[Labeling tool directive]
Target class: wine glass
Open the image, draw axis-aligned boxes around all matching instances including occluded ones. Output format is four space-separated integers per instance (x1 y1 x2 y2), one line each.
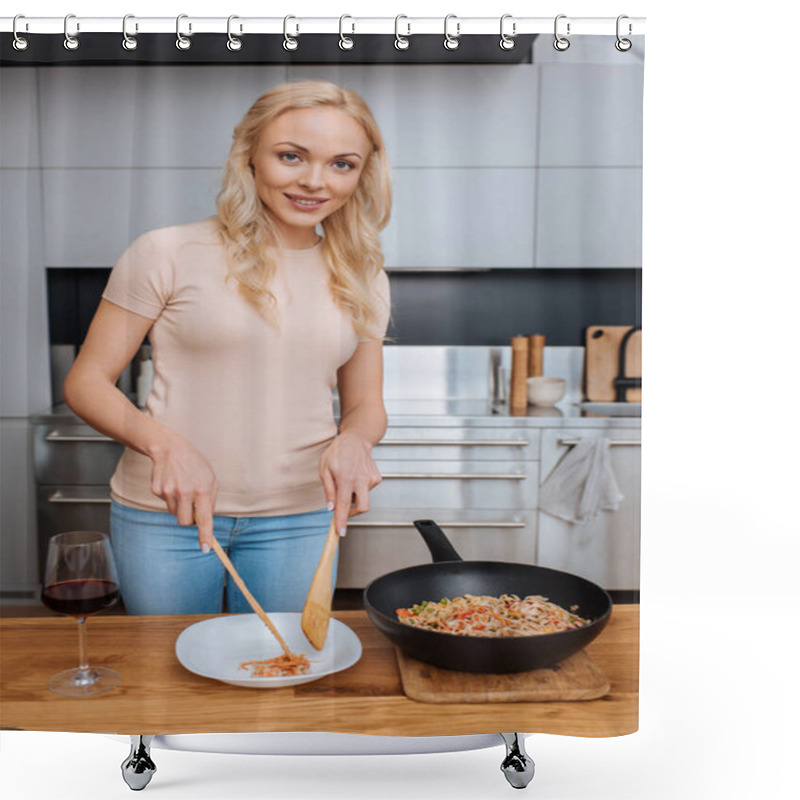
41 531 122 696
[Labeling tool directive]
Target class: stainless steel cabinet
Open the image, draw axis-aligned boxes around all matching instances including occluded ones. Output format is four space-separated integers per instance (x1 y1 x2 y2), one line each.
0 420 38 594
30 418 640 592
534 168 642 268
536 427 641 591
31 420 542 589
6 61 643 271
32 423 120 582
340 510 537 587
35 487 115 583
337 426 540 587
33 424 121 484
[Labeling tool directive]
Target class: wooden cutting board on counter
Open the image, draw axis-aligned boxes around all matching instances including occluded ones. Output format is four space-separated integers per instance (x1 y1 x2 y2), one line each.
585 325 642 402
396 648 610 703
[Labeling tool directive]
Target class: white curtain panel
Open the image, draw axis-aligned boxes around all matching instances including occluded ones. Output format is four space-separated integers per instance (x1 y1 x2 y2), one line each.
0 17 643 795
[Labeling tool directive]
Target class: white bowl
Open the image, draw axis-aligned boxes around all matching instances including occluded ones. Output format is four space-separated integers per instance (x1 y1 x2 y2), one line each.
526 377 566 406
526 404 564 418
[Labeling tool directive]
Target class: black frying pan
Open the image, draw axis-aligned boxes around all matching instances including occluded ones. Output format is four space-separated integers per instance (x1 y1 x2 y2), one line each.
363 519 612 674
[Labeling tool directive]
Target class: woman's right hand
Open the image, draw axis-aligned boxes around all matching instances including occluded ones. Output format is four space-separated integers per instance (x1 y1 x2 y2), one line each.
149 434 218 552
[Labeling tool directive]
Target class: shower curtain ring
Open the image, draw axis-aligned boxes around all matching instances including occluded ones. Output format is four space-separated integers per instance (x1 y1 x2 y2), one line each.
553 14 570 51
339 15 355 50
12 15 29 51
283 15 299 51
499 14 516 50
176 14 191 50
444 14 460 50
615 15 632 51
394 15 410 50
63 14 79 51
227 15 242 51
122 15 138 51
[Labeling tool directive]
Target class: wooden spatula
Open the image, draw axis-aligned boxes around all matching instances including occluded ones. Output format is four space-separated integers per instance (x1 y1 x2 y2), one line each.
301 515 341 650
209 535 292 658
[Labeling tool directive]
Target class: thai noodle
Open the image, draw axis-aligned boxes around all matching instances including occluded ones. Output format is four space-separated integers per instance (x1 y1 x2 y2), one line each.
239 652 311 677
396 594 590 637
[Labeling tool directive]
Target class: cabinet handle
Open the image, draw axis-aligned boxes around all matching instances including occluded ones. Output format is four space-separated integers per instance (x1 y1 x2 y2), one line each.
380 439 529 446
45 431 114 443
557 438 641 447
347 520 526 528
47 491 111 505
381 473 525 480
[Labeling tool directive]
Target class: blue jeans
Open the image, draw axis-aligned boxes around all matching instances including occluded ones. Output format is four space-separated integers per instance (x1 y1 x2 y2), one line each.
110 500 336 615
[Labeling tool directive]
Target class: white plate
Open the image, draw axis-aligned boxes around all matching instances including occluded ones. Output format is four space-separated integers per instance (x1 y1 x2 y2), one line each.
175 613 362 688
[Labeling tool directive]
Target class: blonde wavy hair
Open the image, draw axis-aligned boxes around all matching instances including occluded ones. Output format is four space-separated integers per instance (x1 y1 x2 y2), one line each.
215 81 391 338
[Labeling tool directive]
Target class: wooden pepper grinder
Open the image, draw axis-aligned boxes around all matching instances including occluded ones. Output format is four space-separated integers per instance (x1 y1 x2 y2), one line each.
510 336 529 414
528 335 546 378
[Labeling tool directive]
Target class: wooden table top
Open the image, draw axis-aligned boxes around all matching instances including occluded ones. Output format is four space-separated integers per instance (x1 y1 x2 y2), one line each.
0 606 638 737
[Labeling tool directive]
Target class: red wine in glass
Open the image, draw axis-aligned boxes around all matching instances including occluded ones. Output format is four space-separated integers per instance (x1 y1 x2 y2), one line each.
42 579 120 617
41 531 122 696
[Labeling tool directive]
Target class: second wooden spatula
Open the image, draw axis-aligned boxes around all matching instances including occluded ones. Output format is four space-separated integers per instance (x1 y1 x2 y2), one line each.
301 515 341 650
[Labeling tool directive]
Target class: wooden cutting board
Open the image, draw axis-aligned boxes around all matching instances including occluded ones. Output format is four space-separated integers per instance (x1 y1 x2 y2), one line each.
585 325 642 402
396 648 610 703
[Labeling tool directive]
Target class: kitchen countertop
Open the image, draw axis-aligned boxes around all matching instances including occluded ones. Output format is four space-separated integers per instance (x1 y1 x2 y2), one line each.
31 400 641 428
386 399 641 428
0 607 638 737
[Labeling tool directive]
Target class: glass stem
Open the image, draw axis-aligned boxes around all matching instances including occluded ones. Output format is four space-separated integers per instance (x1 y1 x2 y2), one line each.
76 616 90 672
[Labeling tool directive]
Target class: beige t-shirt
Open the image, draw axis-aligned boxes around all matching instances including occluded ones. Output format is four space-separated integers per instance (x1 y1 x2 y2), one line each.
102 217 390 516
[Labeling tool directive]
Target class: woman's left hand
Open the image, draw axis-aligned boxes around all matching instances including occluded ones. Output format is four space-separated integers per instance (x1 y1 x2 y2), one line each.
319 432 382 536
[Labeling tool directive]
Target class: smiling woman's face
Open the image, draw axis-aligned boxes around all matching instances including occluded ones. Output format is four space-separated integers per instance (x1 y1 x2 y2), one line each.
250 106 371 248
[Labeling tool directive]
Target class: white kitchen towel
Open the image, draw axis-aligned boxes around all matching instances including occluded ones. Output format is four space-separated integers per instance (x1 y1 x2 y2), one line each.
539 438 624 525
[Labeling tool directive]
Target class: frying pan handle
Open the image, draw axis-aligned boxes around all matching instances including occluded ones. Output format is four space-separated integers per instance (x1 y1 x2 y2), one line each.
413 520 464 563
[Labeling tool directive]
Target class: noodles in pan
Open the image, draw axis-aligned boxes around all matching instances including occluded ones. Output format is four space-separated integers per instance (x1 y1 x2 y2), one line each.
396 594 590 637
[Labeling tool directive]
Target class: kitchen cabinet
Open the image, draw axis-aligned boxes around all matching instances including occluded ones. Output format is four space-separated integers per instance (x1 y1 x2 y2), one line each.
37 66 288 169
534 168 642 268
289 64 541 169
343 417 642 592
340 509 537 586
337 425 540 587
2 58 642 272
383 168 535 269
42 168 223 268
0 169 49 417
297 64 540 270
34 485 114 582
0 156 49 601
534 36 643 269
27 410 641 596
33 423 121 485
0 67 40 169
0 420 39 593
28 415 541 591
536 427 641 591
31 422 119 583
537 64 644 166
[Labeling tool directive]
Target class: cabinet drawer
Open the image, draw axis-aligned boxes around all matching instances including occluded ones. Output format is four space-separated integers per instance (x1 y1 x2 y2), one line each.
375 427 539 462
34 425 121 485
371 460 539 510
337 510 536 588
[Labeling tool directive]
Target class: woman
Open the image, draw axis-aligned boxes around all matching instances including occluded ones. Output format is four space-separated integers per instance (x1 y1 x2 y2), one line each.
64 81 392 615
